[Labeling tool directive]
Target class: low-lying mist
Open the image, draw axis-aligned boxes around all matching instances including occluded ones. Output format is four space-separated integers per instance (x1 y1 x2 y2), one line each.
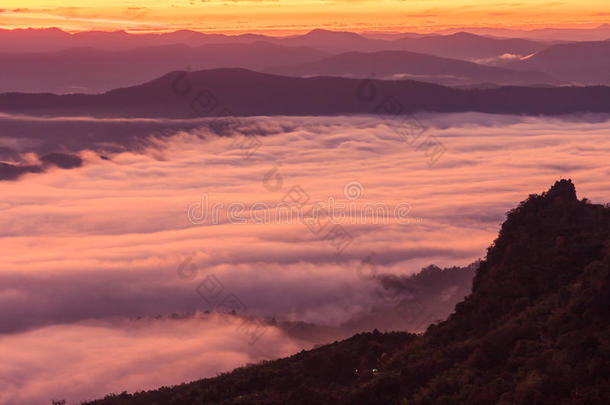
1 113 609 404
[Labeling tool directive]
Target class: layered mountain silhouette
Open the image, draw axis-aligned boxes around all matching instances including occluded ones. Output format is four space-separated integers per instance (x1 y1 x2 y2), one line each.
507 41 610 85
4 28 609 94
0 27 265 52
389 31 544 62
0 45 561 94
266 50 558 86
276 29 389 53
83 180 610 404
435 23 610 42
0 28 545 61
0 43 329 94
1 69 609 117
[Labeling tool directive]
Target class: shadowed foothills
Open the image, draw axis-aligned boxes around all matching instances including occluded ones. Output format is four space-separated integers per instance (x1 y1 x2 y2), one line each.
1 69 610 118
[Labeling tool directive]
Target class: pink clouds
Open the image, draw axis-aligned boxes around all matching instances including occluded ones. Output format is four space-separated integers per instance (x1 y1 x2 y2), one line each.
0 315 302 405
0 113 609 403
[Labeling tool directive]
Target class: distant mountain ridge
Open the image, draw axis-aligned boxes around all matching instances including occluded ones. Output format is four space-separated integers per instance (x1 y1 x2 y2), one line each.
507 41 610 85
4 27 608 95
390 31 544 62
0 27 545 61
0 42 330 93
266 50 558 86
0 44 561 94
434 23 610 42
1 69 609 118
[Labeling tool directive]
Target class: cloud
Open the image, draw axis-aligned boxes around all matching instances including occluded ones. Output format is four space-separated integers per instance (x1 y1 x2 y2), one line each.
499 52 521 59
0 113 609 403
39 153 83 169
0 315 302 405
0 162 43 180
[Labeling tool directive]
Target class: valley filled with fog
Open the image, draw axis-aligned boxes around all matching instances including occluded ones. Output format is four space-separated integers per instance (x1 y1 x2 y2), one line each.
1 113 610 404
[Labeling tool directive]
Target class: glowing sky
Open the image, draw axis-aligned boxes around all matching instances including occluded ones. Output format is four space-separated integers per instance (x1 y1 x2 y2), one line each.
0 0 608 34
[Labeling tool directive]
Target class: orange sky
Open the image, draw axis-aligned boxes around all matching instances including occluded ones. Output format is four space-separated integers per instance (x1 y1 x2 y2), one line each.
0 0 608 34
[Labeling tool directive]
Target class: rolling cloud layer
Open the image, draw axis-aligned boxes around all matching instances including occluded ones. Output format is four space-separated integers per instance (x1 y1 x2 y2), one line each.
1 113 609 404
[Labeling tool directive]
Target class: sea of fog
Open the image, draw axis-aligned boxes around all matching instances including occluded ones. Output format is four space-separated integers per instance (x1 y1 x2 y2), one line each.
1 113 609 404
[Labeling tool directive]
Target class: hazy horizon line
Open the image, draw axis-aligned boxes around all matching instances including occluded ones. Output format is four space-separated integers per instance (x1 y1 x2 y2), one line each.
1 23 609 37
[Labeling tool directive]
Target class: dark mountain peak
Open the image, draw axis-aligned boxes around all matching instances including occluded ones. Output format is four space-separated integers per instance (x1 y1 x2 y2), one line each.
45 27 68 34
168 29 202 35
306 28 331 34
304 28 363 39
450 31 481 38
545 178 577 203
506 178 581 224
74 29 128 37
0 26 68 36
446 180 610 337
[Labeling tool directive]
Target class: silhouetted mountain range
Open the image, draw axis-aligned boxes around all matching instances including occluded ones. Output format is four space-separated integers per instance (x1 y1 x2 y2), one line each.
0 44 562 94
2 28 609 94
0 27 264 52
507 41 610 85
0 28 545 61
435 23 610 42
0 42 329 93
266 50 558 86
82 180 610 404
1 69 609 118
390 31 544 62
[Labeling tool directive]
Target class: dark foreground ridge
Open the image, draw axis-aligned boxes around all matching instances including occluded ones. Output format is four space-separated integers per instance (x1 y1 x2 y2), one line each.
2 69 610 117
84 179 610 404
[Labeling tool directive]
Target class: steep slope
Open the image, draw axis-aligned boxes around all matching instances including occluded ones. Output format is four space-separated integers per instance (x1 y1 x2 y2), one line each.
2 69 610 118
266 50 557 86
83 180 610 404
